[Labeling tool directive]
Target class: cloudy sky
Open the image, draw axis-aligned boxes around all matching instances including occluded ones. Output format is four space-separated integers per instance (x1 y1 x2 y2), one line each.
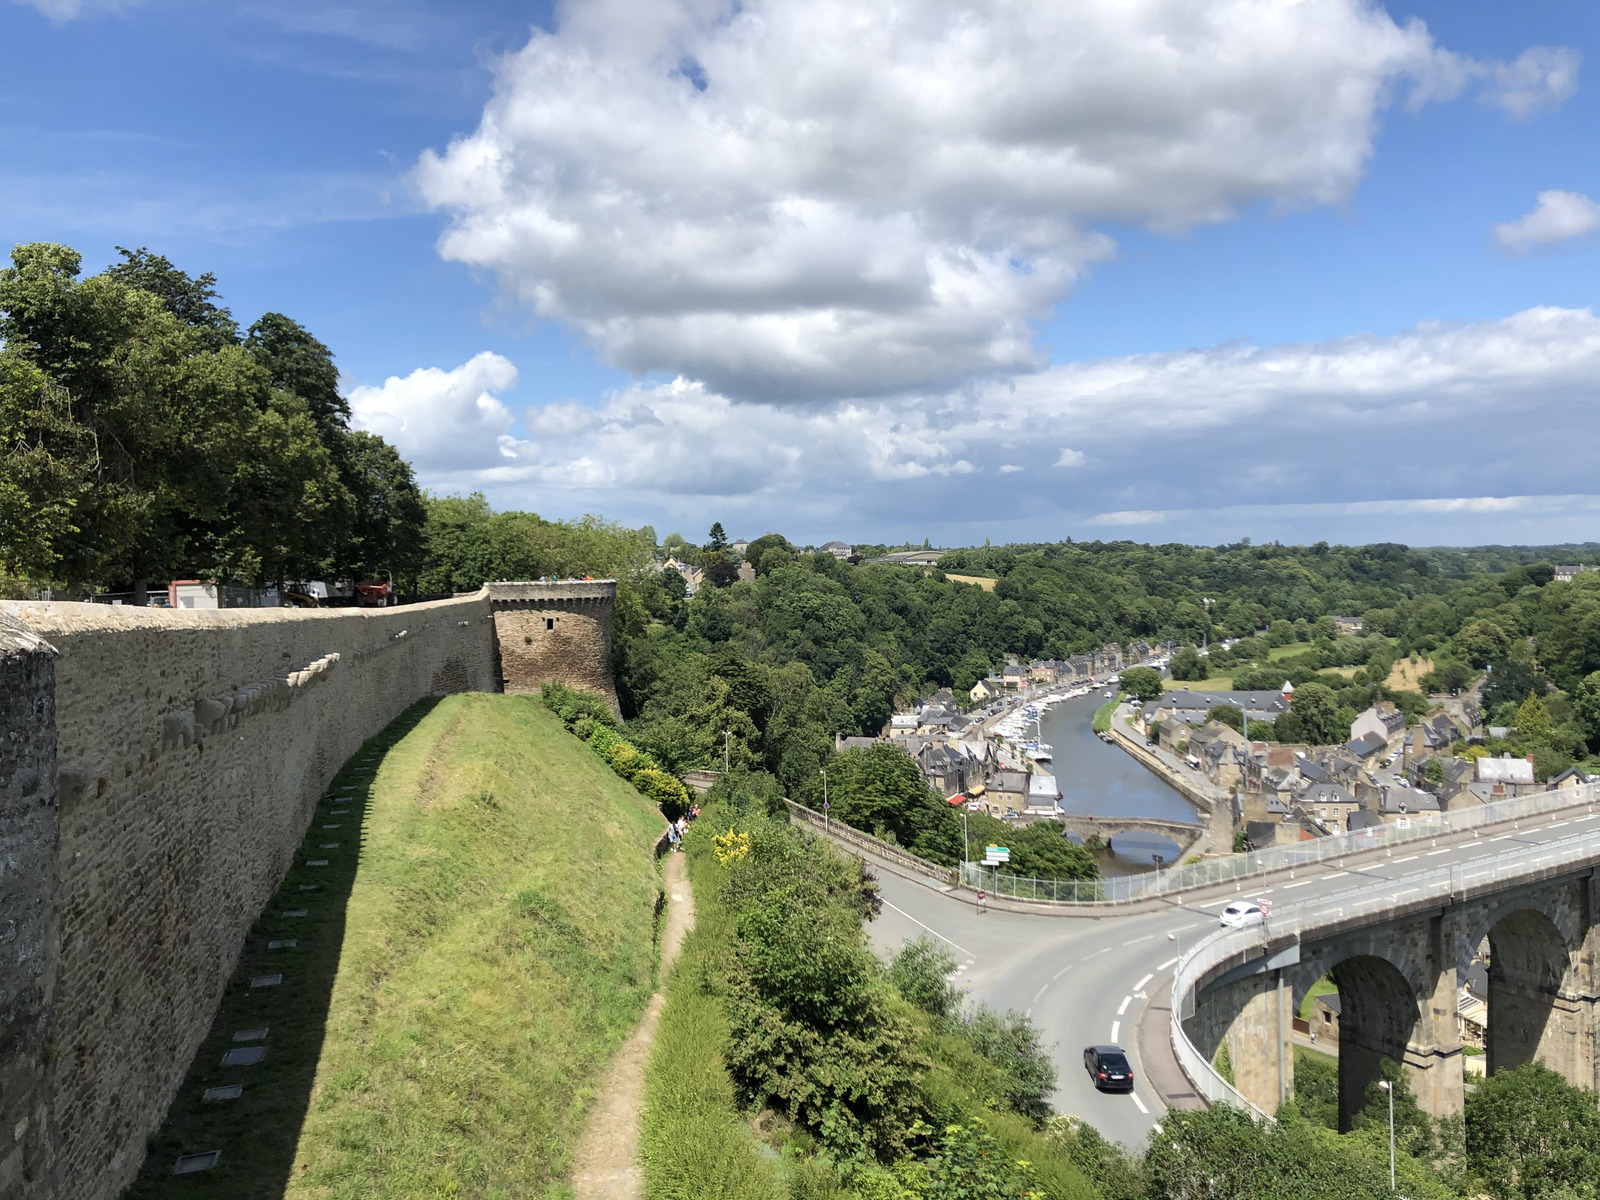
5 0 1597 548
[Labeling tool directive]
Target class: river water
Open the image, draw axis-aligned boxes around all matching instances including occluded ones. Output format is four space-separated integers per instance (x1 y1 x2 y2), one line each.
1034 689 1199 870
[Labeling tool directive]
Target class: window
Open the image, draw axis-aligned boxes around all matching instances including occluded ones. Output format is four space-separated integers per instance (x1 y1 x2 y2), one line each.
545 618 555 631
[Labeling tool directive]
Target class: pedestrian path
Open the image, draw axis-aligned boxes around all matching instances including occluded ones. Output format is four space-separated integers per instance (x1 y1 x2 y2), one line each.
571 848 696 1200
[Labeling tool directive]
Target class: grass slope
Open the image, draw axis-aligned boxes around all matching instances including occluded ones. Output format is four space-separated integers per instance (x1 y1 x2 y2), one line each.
129 693 664 1200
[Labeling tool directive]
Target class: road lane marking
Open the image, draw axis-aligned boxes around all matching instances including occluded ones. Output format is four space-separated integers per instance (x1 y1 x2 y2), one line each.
1195 899 1230 909
1393 855 1420 863
1166 923 1198 933
1158 957 1179 970
1131 1092 1149 1115
1110 1020 1120 1042
1281 879 1314 889
1053 965 1073 981
1426 849 1452 857
1083 947 1111 961
1133 973 1153 991
1033 984 1049 1003
1122 935 1155 946
1116 996 1131 1015
877 898 973 957
1321 872 1348 880
1549 821 1570 828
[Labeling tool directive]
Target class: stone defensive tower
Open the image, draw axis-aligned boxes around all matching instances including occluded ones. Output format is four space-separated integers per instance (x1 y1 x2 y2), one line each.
486 580 619 715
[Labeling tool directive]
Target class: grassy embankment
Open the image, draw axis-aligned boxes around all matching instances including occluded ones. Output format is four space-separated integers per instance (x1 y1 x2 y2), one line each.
1091 692 1127 732
639 803 1098 1200
128 693 665 1200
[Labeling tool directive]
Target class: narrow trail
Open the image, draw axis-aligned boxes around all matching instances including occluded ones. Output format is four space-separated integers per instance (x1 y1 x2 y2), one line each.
571 849 696 1200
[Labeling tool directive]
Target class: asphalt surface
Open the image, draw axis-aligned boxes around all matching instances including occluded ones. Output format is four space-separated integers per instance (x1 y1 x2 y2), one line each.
864 805 1599 1149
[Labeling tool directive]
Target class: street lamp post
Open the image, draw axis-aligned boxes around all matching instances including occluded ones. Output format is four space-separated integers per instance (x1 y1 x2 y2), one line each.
723 730 731 775
1377 1079 1395 1192
819 768 829 834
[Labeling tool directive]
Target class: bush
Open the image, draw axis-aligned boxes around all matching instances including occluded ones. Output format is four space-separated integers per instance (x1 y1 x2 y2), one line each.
886 936 962 1021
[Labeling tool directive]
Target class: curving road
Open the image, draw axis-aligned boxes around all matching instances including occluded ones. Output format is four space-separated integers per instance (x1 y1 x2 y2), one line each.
862 805 1600 1149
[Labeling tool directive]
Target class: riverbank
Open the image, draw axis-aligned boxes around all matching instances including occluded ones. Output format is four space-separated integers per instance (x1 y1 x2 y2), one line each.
1091 692 1123 733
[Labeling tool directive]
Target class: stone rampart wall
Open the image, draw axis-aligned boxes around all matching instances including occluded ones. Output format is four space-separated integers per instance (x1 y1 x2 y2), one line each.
0 615 62 1197
0 593 499 1200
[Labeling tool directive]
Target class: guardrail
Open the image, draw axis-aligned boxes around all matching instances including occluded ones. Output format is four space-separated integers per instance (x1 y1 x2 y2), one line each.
1170 812 1600 1118
961 781 1599 905
785 800 959 885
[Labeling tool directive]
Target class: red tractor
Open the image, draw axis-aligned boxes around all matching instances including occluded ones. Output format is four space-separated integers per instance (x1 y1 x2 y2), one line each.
355 580 395 608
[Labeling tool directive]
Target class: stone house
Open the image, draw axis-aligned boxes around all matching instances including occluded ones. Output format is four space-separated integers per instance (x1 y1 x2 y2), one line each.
1312 993 1342 1046
820 540 853 559
1378 785 1440 827
1350 702 1406 747
970 678 997 703
1477 755 1535 789
987 770 1030 814
1189 721 1250 787
1302 783 1361 835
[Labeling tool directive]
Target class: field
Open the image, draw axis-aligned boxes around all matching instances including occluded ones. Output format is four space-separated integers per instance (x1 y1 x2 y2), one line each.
1385 657 1436 691
944 573 997 591
128 693 665 1199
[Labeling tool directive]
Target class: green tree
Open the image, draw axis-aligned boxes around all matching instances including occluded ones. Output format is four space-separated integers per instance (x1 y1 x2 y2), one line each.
105 245 240 350
1287 682 1343 745
244 311 350 435
826 742 952 859
1456 619 1512 669
1573 670 1600 752
1465 1062 1600 1200
1169 645 1208 680
1119 666 1164 703
1516 694 1553 744
1211 704 1244 732
1483 660 1546 714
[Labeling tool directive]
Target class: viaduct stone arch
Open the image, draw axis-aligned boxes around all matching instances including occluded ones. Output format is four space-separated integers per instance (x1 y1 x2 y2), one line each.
1189 869 1600 1128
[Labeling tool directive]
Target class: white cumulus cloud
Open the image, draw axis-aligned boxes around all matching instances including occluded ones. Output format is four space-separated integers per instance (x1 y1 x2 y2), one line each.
433 306 1598 528
416 0 1540 404
1495 190 1600 254
347 352 525 472
1479 46 1582 119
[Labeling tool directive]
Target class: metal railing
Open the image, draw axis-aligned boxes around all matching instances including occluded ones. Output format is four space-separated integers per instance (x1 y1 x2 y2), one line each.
960 781 1599 905
1171 816 1600 1116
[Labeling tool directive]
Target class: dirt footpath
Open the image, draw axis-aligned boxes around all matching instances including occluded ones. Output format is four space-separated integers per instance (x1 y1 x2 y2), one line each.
571 850 696 1200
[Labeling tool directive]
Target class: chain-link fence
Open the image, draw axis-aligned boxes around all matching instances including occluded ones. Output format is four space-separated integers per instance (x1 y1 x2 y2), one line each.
959 781 1598 905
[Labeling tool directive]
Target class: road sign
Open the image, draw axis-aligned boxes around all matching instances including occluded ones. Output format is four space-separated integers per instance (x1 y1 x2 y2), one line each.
985 845 1011 862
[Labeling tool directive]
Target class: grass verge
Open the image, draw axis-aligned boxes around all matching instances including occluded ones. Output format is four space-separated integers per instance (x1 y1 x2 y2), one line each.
1092 693 1126 732
128 693 665 1199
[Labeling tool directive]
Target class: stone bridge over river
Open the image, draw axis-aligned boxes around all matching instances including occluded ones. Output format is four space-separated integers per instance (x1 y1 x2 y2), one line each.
1055 814 1204 857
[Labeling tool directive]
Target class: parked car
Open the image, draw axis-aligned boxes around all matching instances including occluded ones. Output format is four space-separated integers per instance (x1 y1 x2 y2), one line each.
1220 899 1269 928
1083 1045 1135 1092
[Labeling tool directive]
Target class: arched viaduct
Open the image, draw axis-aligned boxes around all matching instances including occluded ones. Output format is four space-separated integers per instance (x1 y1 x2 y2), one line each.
1184 847 1600 1129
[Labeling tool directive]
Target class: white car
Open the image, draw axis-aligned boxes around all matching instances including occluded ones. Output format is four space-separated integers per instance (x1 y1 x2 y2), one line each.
1219 899 1270 928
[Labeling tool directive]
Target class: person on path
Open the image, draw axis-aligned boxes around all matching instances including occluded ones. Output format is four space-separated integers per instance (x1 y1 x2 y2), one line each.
666 823 680 853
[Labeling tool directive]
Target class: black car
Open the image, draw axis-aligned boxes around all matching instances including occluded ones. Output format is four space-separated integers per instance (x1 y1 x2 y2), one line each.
1083 1044 1134 1092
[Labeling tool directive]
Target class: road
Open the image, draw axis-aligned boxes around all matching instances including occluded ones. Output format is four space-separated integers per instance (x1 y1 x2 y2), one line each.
862 806 1599 1149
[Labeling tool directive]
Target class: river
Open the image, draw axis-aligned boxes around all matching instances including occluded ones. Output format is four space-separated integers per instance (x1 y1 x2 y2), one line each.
1034 689 1199 870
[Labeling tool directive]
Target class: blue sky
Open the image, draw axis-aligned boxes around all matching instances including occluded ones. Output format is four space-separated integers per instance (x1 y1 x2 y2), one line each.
4 0 1597 549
